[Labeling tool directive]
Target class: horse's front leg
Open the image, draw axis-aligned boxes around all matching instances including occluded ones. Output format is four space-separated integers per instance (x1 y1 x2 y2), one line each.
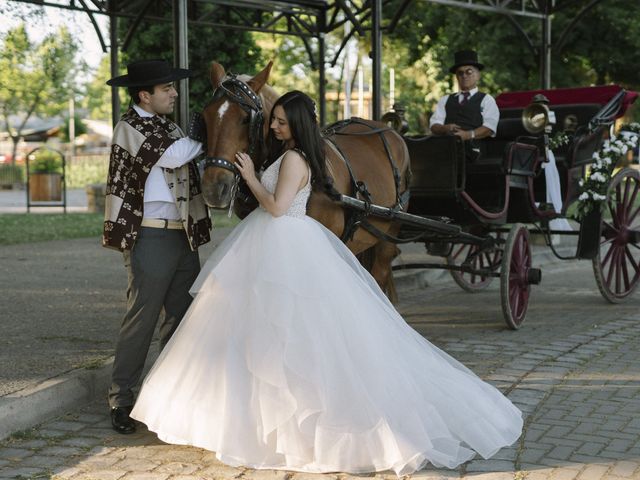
370 238 401 303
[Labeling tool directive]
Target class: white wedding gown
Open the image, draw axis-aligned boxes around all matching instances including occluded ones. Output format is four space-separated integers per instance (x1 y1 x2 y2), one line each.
131 152 523 476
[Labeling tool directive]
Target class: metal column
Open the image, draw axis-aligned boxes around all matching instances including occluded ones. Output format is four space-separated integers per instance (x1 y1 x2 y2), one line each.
371 0 382 120
173 0 189 131
540 5 552 89
109 0 120 127
317 9 327 127
318 33 326 126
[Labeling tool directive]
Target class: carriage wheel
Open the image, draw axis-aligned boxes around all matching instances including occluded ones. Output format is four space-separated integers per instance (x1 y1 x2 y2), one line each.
592 168 640 303
447 233 502 292
500 224 532 330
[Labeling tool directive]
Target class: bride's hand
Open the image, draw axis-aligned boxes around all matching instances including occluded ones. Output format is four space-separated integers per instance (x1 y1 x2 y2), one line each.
234 152 257 182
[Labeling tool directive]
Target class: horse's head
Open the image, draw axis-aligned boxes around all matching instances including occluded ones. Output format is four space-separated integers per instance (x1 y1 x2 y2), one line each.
200 61 275 209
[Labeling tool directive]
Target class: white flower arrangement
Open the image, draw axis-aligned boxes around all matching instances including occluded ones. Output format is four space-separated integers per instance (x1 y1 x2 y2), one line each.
575 126 639 220
548 131 570 151
620 121 640 133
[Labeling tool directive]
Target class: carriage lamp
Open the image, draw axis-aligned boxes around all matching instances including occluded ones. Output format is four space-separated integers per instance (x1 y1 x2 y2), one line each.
381 103 409 135
522 94 556 134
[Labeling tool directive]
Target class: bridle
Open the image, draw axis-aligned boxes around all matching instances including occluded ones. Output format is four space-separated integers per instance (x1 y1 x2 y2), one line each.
200 75 265 214
201 75 264 173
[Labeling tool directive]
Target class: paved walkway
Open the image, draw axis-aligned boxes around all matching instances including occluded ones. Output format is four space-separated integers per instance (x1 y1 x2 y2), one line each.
1 189 639 479
0 188 89 213
1 304 639 479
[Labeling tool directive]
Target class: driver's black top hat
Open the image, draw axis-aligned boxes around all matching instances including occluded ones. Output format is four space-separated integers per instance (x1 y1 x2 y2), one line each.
449 50 485 73
106 59 193 87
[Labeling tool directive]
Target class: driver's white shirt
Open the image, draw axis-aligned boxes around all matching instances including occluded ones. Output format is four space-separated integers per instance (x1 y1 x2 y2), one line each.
429 87 500 135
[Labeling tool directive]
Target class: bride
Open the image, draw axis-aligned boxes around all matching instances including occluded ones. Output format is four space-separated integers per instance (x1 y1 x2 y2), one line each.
131 90 523 476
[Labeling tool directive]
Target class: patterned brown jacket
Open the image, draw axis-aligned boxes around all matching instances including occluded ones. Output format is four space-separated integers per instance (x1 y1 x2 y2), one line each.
102 108 211 251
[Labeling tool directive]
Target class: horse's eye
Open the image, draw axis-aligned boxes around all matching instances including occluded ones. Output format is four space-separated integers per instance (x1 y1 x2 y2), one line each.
241 116 250 125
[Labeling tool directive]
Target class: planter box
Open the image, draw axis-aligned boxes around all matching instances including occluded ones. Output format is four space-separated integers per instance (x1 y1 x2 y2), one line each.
29 173 62 201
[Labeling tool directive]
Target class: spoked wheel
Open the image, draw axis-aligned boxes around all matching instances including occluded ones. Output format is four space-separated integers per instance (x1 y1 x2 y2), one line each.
500 224 535 330
593 168 640 303
447 232 503 292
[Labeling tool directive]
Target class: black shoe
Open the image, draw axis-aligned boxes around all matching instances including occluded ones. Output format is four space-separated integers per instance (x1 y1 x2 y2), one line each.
110 406 136 434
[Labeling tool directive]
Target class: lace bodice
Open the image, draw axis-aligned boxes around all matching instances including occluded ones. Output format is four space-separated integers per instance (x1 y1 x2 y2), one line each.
260 151 311 218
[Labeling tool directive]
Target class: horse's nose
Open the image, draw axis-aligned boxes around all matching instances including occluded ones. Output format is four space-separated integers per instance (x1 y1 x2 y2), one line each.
219 183 229 198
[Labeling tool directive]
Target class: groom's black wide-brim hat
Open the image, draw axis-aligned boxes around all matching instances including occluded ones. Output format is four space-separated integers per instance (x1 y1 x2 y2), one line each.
106 59 193 87
449 50 485 73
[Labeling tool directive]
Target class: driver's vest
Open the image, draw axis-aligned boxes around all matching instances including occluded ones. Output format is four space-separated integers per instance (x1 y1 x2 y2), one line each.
444 92 486 131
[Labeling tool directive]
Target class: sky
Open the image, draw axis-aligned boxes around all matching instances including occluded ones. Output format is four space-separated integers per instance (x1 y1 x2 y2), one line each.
1 2 109 74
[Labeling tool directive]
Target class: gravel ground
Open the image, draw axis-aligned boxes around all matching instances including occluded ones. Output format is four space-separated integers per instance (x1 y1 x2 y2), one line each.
0 229 230 397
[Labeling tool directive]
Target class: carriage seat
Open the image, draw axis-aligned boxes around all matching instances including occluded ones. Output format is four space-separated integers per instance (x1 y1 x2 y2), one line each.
468 138 540 182
469 138 507 175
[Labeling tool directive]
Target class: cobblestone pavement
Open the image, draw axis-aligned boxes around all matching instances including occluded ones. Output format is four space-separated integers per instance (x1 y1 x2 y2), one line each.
1 259 639 479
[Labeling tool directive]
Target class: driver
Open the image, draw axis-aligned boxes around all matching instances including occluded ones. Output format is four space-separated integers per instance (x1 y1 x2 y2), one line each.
429 50 499 159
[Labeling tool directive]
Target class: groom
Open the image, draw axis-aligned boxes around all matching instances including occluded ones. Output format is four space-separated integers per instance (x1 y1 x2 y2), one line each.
104 59 211 434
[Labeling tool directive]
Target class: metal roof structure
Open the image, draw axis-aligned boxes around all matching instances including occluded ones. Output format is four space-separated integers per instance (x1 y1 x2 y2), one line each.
8 0 607 127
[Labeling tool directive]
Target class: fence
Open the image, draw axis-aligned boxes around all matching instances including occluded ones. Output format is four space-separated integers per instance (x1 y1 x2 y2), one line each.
0 164 24 188
0 154 109 190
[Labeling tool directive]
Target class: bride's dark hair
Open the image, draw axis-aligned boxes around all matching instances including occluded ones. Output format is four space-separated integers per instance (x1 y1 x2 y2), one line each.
266 90 326 189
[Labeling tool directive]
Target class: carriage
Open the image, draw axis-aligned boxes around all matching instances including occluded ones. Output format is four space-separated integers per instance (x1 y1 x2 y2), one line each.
373 85 640 329
199 63 640 330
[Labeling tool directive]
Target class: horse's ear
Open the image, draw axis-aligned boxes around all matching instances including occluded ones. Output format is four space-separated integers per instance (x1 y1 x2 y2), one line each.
210 62 226 88
247 61 273 94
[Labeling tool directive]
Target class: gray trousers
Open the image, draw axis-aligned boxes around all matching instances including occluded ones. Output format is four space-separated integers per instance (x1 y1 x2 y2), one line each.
108 226 200 408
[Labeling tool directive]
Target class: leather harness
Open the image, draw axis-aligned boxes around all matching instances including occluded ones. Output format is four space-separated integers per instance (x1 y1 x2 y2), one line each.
199 77 410 243
322 118 410 242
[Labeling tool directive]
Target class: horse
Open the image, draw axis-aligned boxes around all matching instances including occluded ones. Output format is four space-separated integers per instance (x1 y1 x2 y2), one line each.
199 61 411 300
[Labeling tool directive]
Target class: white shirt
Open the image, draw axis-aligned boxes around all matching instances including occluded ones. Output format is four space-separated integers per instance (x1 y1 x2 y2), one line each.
133 105 203 220
429 87 500 136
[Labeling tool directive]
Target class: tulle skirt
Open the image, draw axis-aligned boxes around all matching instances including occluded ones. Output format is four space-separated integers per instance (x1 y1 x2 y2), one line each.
131 208 522 476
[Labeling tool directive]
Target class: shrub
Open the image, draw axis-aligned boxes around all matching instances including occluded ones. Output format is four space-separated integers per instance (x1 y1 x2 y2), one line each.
29 149 63 174
66 155 109 188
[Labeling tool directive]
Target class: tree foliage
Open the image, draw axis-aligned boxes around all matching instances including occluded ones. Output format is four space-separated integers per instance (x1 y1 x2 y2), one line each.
78 0 640 135
0 24 84 164
59 114 88 143
380 0 640 131
253 33 319 98
83 55 127 122
114 4 261 116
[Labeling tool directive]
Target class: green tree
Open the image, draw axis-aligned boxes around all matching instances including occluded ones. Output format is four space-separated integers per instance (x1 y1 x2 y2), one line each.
0 24 84 164
253 33 320 97
384 0 640 129
59 114 88 143
83 55 128 122
115 5 261 116
554 0 640 88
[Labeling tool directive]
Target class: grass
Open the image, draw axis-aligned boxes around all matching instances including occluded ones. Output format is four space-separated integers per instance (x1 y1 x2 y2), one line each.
0 213 103 245
0 212 240 246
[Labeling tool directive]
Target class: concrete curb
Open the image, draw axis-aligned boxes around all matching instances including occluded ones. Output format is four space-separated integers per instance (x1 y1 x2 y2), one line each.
0 359 112 440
